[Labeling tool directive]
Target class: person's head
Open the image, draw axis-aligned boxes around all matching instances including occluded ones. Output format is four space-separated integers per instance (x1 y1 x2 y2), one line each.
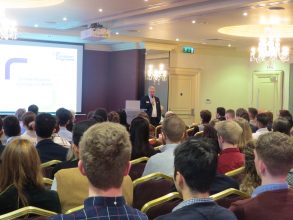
148 86 155 98
235 118 253 149
138 112 150 122
174 138 217 195
215 120 243 150
248 108 258 121
254 132 293 181
225 109 235 120
35 113 56 138
15 108 26 121
202 125 220 154
165 111 175 119
273 117 292 135
279 110 293 127
216 107 226 119
162 115 186 144
93 108 108 122
266 111 273 124
107 111 120 123
78 122 131 190
22 112 36 131
236 108 250 121
87 110 95 120
118 110 128 126
256 113 269 129
0 138 43 206
28 104 39 115
56 108 72 127
3 116 20 138
200 110 212 124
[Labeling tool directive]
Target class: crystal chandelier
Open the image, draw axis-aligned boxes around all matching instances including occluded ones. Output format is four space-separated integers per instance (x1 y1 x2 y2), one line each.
250 36 289 67
0 9 17 40
146 64 168 84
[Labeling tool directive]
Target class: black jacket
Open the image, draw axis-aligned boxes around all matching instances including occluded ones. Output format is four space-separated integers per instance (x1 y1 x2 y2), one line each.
36 139 68 163
140 95 161 124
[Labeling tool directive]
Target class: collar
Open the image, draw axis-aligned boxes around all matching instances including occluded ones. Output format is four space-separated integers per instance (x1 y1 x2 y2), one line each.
252 183 288 197
256 127 269 133
220 147 240 154
162 144 179 152
84 196 126 207
59 127 67 131
173 197 214 212
37 138 54 144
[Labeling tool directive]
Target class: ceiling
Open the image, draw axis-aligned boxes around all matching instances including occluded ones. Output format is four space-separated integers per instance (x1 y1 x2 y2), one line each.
3 0 293 49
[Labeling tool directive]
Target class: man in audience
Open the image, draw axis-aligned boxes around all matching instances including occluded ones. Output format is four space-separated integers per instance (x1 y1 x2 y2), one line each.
252 113 269 140
28 104 39 115
216 107 226 121
3 116 21 144
215 120 244 174
51 122 147 219
0 117 4 155
157 138 237 220
15 108 26 134
143 115 186 176
225 109 235 121
35 113 68 163
248 107 258 127
230 132 293 220
198 110 212 131
272 117 291 135
56 108 73 142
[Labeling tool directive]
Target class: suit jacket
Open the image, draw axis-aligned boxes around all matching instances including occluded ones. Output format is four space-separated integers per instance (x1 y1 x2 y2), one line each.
140 95 161 123
36 139 68 163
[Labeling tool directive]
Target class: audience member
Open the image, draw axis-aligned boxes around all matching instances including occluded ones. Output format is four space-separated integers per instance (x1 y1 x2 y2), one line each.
209 118 220 127
130 117 156 160
215 120 244 174
21 112 37 145
216 107 226 121
235 118 252 150
272 117 291 135
86 110 95 120
225 109 235 120
93 108 108 122
252 113 269 140
230 132 293 220
266 111 273 131
156 138 237 220
51 122 147 219
198 110 212 131
0 138 61 214
35 113 68 163
15 108 26 134
0 117 4 155
56 108 73 142
118 110 130 131
202 125 220 154
138 111 156 138
107 111 120 123
279 110 293 126
248 107 258 127
28 104 39 115
143 115 186 176
3 116 21 144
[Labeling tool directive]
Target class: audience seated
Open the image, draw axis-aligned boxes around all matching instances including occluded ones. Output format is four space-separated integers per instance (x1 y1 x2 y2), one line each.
272 117 291 135
142 115 186 176
215 120 244 174
0 138 61 214
279 109 293 127
0 117 5 155
265 111 273 131
225 109 235 120
107 111 120 123
56 108 73 142
3 115 21 144
216 107 226 121
248 107 258 128
201 125 220 154
28 104 39 115
138 111 156 138
118 109 130 131
234 118 252 151
230 132 293 220
198 110 212 131
156 138 237 220
35 113 68 163
252 113 269 140
236 108 257 133
51 122 147 219
21 111 37 145
15 108 26 134
130 116 156 160
93 108 108 122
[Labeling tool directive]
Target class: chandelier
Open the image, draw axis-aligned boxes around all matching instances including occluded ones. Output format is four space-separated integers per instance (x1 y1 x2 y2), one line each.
146 64 168 84
0 9 17 40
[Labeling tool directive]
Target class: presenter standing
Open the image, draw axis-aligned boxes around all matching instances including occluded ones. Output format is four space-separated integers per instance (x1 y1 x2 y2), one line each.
140 86 161 126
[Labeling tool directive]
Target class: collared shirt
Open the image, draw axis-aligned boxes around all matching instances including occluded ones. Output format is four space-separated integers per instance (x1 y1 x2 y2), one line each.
217 147 244 174
51 196 147 220
58 127 72 142
252 127 269 140
142 143 178 176
287 169 293 186
149 96 157 118
252 183 289 198
173 198 214 212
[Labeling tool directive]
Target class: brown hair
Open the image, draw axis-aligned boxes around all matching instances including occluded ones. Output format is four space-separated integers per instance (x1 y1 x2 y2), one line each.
256 132 293 176
79 122 131 190
0 138 44 206
215 120 243 145
162 115 186 143
235 118 252 150
22 112 36 131
107 111 120 123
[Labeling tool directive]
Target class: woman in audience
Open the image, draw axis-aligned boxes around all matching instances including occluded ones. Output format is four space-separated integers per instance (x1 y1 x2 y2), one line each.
130 117 156 160
107 111 120 123
202 125 220 154
0 138 61 214
21 112 37 145
235 118 252 151
266 111 274 131
118 110 129 131
240 141 261 195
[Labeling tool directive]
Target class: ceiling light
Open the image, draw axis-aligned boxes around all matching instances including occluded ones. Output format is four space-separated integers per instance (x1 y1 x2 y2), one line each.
176 38 180 41
259 3 266 7
34 24 39 28
243 12 248 16
115 32 119 35
0 0 64 8
98 8 103 12
62 17 67 21
146 64 168 85
149 26 153 30
228 44 232 47
192 20 196 24
144 0 149 2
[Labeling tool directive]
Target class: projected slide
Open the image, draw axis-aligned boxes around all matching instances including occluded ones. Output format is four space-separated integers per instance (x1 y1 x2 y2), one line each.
0 41 83 113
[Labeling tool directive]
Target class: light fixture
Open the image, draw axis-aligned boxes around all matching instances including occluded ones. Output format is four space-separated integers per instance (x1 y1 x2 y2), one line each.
228 44 232 47
115 32 119 35
176 38 180 41
98 8 103 12
34 24 39 28
146 64 168 84
243 12 248 16
192 20 196 24
149 26 153 30
0 9 17 40
62 17 67 21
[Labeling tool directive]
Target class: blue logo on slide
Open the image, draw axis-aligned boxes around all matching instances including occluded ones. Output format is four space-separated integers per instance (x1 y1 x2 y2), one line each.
5 58 28 80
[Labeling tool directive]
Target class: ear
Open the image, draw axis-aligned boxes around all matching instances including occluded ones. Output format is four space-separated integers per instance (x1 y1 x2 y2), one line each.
124 161 131 176
175 171 185 190
218 135 223 144
78 160 87 176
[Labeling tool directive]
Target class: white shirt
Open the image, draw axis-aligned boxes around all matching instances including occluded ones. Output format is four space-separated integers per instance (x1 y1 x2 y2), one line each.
149 96 157 118
21 130 37 145
252 127 269 140
58 127 72 142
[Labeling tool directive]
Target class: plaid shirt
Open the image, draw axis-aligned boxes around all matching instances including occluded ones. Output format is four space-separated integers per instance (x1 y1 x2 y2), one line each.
51 196 148 220
172 198 214 212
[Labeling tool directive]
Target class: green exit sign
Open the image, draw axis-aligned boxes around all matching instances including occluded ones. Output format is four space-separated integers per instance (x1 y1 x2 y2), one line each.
182 46 195 54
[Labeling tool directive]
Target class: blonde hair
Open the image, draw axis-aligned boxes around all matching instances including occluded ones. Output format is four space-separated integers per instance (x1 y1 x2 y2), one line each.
0 138 44 206
215 120 243 145
235 118 253 150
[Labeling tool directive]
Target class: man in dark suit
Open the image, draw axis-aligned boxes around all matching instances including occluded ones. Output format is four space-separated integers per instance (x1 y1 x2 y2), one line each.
140 85 161 126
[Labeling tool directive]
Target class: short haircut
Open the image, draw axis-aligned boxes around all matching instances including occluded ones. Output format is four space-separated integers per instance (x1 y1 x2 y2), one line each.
248 108 258 119
174 138 217 193
162 115 186 143
28 104 39 115
15 108 26 121
3 116 20 137
107 111 120 123
226 109 235 118
35 113 56 138
236 108 250 121
256 113 269 127
200 110 212 124
56 108 72 126
93 108 108 122
79 122 131 190
273 117 292 135
256 132 293 176
217 107 226 117
22 112 36 131
215 120 243 145
72 120 96 146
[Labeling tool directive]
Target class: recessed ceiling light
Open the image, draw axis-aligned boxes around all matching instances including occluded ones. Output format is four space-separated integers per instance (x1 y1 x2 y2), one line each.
259 3 266 7
115 32 119 35
34 24 39 28
192 20 196 24
144 0 149 2
176 38 180 42
228 44 232 47
98 8 103 12
149 26 153 30
243 12 248 16
62 17 67 21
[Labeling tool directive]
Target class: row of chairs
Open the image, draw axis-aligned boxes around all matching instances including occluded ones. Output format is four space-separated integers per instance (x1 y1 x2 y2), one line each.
154 124 204 138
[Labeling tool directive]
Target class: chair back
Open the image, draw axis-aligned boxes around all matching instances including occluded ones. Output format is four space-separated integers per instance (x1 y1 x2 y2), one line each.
129 157 149 180
155 125 162 138
194 131 204 137
149 138 162 147
41 160 62 178
0 206 56 220
225 166 245 184
186 126 199 137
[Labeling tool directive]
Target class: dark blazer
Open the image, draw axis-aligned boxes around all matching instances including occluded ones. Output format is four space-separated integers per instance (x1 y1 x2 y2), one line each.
0 142 5 156
140 95 161 124
36 139 68 163
50 159 79 179
0 184 61 215
156 202 237 220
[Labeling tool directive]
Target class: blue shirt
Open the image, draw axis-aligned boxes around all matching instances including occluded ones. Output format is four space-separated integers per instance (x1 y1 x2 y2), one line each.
252 183 289 198
51 196 148 220
173 197 214 212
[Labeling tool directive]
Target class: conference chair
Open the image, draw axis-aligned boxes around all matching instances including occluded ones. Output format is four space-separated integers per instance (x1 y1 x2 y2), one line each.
0 206 57 220
194 131 204 137
65 205 84 214
41 160 61 178
155 125 162 138
133 172 175 210
225 166 245 184
141 192 182 220
210 188 250 208
129 157 149 180
43 178 53 190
